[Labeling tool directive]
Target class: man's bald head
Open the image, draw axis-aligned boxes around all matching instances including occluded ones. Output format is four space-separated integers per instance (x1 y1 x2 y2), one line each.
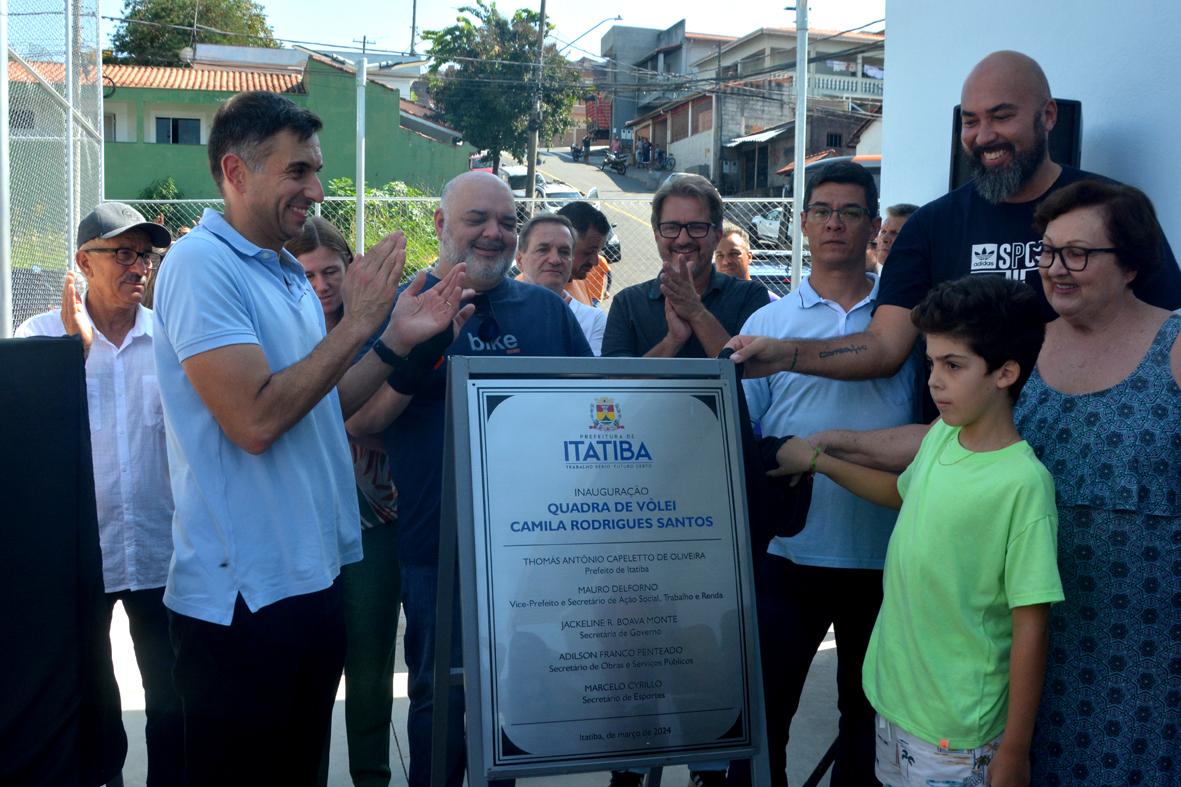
434 170 517 290
959 50 1058 203
440 170 513 218
963 50 1051 107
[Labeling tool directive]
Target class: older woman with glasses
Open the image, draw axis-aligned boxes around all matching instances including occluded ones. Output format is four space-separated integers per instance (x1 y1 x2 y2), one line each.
1014 179 1180 785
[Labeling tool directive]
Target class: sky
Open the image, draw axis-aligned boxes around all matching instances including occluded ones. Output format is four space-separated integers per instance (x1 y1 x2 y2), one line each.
100 0 887 60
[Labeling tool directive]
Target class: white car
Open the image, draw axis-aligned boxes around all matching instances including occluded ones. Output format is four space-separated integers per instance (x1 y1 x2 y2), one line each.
751 208 785 245
539 182 583 212
500 165 545 198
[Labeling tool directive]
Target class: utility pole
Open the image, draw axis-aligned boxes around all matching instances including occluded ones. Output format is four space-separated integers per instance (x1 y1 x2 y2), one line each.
353 36 372 252
409 0 418 55
525 0 546 201
712 41 722 186
788 4 808 292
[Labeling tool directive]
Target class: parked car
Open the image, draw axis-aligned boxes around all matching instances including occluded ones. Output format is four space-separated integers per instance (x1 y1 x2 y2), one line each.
539 182 583 212
781 154 882 198
749 256 811 298
499 165 545 198
751 207 786 245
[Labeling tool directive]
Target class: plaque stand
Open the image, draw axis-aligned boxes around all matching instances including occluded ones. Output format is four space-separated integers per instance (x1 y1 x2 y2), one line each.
430 357 773 787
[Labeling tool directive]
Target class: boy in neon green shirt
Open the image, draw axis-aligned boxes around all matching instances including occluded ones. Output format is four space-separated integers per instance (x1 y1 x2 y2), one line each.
774 276 1063 787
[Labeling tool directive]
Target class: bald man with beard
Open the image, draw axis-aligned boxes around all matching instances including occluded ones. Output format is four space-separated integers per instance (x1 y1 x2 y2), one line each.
729 50 1181 424
348 170 591 787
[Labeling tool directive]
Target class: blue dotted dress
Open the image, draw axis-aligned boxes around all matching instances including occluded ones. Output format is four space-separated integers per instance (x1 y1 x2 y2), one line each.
1014 315 1181 786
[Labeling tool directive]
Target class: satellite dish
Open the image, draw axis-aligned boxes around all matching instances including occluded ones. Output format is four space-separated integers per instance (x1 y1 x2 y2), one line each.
179 46 194 63
103 74 116 98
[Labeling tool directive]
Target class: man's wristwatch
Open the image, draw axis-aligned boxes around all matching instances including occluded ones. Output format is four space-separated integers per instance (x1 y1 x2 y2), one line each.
371 338 406 366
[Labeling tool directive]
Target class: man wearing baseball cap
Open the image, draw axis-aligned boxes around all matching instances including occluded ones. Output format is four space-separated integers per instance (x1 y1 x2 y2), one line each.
16 202 181 786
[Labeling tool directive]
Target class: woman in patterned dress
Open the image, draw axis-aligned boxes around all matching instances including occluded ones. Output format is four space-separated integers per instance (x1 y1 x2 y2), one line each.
1014 180 1180 785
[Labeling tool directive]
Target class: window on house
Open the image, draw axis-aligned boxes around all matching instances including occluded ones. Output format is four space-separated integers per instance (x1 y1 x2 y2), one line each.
155 116 200 144
692 97 712 135
826 132 843 148
103 113 116 140
670 105 689 143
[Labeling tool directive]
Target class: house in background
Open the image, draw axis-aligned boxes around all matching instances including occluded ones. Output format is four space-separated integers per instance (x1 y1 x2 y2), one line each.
101 45 472 200
599 21 734 146
618 26 885 194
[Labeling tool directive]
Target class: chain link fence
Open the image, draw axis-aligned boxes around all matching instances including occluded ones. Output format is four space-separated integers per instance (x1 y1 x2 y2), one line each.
126 195 800 312
4 0 103 334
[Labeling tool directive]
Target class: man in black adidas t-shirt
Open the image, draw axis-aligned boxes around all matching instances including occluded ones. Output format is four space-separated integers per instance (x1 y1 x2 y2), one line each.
728 50 1181 412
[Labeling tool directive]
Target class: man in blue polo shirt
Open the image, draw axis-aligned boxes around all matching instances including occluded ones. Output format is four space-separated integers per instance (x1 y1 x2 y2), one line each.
348 170 592 787
740 162 918 787
151 91 470 783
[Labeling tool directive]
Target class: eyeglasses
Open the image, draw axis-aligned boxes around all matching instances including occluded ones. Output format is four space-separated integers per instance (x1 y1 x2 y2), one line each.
86 247 163 269
657 221 714 239
1037 243 1120 272
804 205 870 223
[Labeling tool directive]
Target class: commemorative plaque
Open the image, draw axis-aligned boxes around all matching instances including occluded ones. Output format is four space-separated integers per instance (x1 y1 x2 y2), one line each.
439 358 770 784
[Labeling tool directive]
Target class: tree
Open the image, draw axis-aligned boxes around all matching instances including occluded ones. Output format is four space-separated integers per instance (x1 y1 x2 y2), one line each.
423 1 582 174
109 0 278 66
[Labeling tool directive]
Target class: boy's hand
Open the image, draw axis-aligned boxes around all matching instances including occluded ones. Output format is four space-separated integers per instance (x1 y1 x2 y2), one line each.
986 743 1029 787
769 437 817 478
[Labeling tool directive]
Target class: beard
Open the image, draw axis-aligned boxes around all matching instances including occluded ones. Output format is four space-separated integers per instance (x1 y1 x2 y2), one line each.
965 115 1047 203
440 232 514 289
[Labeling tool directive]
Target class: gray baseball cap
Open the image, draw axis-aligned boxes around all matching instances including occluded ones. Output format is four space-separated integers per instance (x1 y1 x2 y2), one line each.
76 202 172 249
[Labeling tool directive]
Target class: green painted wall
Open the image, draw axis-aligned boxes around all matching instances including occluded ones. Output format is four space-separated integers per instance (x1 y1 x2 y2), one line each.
103 60 473 199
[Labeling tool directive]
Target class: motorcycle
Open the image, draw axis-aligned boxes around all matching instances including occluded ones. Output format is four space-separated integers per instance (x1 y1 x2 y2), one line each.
600 151 628 175
570 144 583 161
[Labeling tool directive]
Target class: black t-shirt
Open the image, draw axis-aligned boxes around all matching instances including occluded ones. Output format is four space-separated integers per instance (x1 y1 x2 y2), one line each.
879 166 1181 422
879 165 1181 317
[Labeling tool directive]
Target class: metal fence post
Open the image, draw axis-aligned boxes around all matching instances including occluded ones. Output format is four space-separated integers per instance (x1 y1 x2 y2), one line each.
0 0 11 337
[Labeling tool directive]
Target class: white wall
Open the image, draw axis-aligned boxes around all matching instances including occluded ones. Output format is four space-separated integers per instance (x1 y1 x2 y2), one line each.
855 119 882 156
882 0 1181 246
669 130 712 177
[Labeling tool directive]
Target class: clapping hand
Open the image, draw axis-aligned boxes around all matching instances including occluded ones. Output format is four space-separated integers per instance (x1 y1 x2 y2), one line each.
382 263 475 356
341 232 407 338
60 271 93 357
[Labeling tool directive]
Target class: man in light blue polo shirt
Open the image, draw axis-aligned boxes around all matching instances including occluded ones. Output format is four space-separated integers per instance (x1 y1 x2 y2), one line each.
151 91 472 784
739 163 918 787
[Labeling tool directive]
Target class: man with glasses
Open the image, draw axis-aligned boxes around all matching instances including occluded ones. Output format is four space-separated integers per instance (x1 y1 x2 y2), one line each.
602 174 769 361
16 202 183 785
348 170 591 787
729 50 1181 424
599 174 767 787
737 162 918 787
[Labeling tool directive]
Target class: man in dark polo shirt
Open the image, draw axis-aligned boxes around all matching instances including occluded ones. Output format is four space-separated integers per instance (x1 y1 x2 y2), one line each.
600 172 768 787
603 174 770 359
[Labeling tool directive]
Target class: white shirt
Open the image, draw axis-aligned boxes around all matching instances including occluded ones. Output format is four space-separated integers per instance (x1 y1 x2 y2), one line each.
17 298 175 593
564 292 607 356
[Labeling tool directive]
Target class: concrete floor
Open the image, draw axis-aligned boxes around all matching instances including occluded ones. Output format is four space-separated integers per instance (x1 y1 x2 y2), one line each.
109 604 837 787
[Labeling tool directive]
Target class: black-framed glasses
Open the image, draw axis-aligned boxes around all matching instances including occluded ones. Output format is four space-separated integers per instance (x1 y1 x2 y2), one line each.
657 221 714 239
1037 243 1120 272
804 205 870 223
86 247 163 269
